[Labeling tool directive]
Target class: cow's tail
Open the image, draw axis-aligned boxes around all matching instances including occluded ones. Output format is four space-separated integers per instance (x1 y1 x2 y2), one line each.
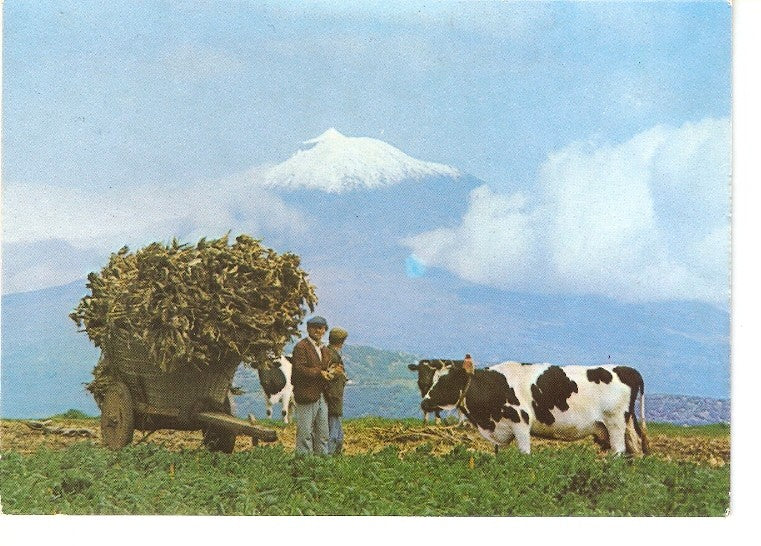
618 366 649 456
629 370 649 456
639 387 649 455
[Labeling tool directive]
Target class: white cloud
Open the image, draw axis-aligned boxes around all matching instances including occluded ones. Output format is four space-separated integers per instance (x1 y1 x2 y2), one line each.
402 187 542 291
404 117 730 304
1 239 104 294
3 172 305 250
2 169 308 292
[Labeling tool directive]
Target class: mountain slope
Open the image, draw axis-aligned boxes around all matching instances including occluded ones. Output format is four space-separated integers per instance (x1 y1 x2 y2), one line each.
1 282 100 418
258 128 480 262
1 129 729 419
0 276 730 419
0 283 730 425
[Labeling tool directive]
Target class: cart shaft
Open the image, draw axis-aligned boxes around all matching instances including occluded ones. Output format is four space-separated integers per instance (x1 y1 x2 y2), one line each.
195 411 278 442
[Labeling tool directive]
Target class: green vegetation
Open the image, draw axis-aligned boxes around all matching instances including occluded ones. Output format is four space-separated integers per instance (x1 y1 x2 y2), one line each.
337 416 425 428
1 418 729 516
647 422 730 437
341 345 420 381
12 413 732 435
49 409 95 420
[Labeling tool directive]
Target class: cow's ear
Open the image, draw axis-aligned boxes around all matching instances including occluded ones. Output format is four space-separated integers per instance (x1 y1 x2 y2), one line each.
463 355 475 375
408 364 419 371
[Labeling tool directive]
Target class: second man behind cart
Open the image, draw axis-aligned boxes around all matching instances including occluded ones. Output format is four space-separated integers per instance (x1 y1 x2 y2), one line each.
324 327 349 455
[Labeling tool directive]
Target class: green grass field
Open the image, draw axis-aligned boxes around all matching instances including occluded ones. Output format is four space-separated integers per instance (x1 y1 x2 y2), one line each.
0 417 729 516
647 422 730 437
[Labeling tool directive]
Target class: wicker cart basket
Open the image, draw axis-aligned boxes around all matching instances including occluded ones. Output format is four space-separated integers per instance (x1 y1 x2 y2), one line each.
97 339 276 452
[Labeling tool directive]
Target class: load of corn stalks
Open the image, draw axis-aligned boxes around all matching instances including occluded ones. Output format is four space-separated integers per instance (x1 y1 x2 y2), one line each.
70 234 317 399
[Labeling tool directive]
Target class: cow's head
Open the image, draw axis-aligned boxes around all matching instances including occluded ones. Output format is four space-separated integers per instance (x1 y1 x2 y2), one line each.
408 360 442 397
420 358 473 413
257 355 289 379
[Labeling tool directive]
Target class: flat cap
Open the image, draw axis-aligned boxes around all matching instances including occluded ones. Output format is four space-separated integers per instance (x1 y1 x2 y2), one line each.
306 316 328 328
329 327 348 344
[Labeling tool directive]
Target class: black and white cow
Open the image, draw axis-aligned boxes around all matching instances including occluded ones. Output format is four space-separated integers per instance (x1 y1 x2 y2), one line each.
421 357 649 455
408 359 466 425
257 355 294 423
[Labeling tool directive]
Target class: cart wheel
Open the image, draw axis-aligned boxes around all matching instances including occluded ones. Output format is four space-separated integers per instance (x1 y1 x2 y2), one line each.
100 381 135 450
202 393 236 454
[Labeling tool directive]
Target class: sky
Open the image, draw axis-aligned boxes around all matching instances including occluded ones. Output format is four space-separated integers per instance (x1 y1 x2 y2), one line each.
2 1 729 190
2 0 730 302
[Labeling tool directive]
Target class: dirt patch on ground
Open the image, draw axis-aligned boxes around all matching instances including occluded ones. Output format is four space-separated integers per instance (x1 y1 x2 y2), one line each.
646 434 729 467
0 419 729 467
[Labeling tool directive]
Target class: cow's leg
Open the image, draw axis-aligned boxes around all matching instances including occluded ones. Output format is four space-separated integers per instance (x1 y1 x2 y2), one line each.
492 422 516 454
283 396 293 425
514 426 531 455
284 391 294 424
603 414 627 455
434 410 441 426
624 413 644 456
456 409 468 427
265 397 273 419
592 421 611 451
423 411 429 425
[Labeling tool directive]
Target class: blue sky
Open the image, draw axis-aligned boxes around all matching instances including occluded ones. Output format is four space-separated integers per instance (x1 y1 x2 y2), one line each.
2 0 730 308
3 1 729 190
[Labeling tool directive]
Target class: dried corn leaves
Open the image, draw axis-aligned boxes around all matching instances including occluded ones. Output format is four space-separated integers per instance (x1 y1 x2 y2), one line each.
71 234 317 399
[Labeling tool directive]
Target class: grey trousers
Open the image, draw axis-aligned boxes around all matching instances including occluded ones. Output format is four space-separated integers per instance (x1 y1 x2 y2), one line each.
328 415 344 455
293 394 329 455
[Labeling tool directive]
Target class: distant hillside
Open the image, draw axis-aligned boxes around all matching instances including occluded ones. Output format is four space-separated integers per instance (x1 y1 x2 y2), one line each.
1 281 100 418
645 394 729 426
232 345 730 426
342 345 420 383
1 281 730 425
231 345 422 420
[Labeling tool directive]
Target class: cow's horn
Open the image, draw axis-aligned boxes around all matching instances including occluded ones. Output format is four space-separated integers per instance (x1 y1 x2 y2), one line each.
463 355 475 374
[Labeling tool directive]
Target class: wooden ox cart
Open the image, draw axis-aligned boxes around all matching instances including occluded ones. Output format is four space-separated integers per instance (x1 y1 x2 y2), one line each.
98 340 277 452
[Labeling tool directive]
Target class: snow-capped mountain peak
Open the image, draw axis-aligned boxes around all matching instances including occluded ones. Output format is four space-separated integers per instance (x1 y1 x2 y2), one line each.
303 127 346 146
263 129 460 193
